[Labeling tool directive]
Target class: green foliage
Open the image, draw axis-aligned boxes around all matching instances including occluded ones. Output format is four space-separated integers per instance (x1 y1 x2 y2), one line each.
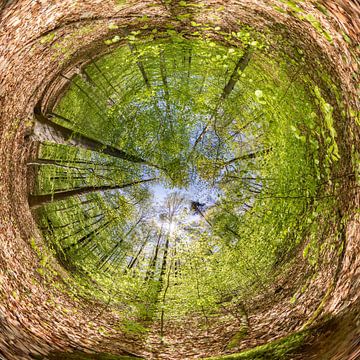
32 30 344 332
226 326 249 350
40 32 56 44
304 14 333 43
121 319 149 336
205 330 308 359
277 1 333 43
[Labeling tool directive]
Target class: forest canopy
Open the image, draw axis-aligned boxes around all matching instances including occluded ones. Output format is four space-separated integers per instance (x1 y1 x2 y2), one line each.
31 31 342 328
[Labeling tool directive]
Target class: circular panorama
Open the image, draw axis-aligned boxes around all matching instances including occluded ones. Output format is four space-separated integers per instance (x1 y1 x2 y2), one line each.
0 1 359 359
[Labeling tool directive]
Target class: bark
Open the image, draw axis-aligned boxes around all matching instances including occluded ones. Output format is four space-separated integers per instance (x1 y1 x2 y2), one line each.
221 50 252 100
159 237 169 281
57 215 105 243
128 42 151 89
160 261 172 338
98 215 144 270
34 105 150 164
145 227 163 282
64 218 112 251
222 148 271 167
29 177 158 208
159 50 171 121
90 58 122 97
127 232 151 271
189 49 252 157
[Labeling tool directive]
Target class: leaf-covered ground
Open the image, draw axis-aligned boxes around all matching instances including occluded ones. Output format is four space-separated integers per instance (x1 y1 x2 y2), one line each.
0 1 359 360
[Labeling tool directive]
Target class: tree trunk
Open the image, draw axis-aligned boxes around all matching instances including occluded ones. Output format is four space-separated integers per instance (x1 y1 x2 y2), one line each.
159 237 169 281
33 105 151 165
221 50 252 100
145 227 163 282
64 218 112 251
160 261 172 338
222 148 271 167
58 215 104 244
128 42 151 89
127 232 151 271
98 216 144 270
160 49 171 122
29 177 157 208
188 49 252 156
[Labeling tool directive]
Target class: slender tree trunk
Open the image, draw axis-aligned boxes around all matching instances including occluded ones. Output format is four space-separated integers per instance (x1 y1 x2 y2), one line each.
64 218 113 251
223 225 268 292
91 58 121 97
127 232 151 271
29 177 158 208
222 148 271 167
127 41 169 130
187 47 192 82
188 49 252 157
32 158 143 174
57 215 105 243
79 67 96 88
128 42 151 89
40 205 98 231
98 216 144 270
34 105 152 165
160 261 172 339
160 49 171 123
99 242 122 270
39 197 94 213
189 259 209 331
145 227 163 281
159 237 169 281
60 74 107 120
221 50 252 100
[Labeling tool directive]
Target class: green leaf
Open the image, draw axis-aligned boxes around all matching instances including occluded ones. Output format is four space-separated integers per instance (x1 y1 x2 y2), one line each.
108 23 119 30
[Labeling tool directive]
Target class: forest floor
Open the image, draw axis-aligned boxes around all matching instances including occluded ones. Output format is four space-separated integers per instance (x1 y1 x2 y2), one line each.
0 0 359 359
